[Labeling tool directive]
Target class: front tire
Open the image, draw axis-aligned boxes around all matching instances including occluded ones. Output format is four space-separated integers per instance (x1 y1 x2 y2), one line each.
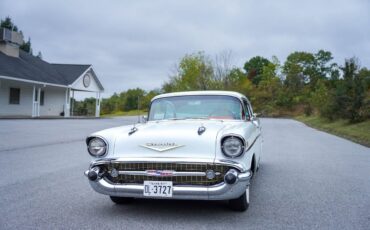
229 186 250 211
110 196 134 204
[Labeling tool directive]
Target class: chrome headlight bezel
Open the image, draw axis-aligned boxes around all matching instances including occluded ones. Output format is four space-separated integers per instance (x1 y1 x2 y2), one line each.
87 137 108 157
221 135 246 158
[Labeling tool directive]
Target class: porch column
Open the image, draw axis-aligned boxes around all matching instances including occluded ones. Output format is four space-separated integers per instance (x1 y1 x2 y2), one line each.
71 90 74 117
64 88 70 117
32 86 36 117
95 91 101 117
37 88 41 117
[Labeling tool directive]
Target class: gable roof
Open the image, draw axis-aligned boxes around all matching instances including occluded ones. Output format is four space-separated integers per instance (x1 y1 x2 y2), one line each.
0 50 98 88
52 64 91 85
53 64 104 91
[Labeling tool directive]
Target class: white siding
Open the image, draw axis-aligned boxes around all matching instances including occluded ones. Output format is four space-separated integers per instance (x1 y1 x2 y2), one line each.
0 79 33 116
39 87 65 116
0 79 66 116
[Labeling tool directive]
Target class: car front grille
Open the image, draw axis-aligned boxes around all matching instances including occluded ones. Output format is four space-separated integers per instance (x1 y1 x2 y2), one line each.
102 162 232 186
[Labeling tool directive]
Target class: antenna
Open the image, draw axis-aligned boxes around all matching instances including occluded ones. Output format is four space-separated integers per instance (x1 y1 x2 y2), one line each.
137 96 140 123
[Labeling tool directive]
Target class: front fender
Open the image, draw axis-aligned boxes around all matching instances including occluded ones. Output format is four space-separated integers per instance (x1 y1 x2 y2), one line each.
215 121 259 171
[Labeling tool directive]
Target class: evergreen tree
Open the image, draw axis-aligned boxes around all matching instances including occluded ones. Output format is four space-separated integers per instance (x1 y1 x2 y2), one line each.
36 51 43 59
19 37 32 54
0 16 18 31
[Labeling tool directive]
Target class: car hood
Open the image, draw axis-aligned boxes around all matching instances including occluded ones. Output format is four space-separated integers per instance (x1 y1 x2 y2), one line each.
113 120 228 160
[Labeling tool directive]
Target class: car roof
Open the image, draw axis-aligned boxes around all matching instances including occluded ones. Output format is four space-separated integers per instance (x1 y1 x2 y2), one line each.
152 90 249 102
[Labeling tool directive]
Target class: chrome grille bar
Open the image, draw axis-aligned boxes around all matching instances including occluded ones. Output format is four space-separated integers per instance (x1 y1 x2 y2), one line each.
117 170 207 177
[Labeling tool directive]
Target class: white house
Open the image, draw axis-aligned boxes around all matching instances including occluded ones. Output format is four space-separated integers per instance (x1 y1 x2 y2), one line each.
0 28 104 118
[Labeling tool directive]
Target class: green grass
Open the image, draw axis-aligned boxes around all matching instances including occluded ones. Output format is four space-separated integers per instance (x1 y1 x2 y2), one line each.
296 115 370 147
102 110 147 117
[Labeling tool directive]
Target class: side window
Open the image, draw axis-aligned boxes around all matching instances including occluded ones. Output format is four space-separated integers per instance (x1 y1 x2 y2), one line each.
34 90 44 105
9 88 20 104
248 103 254 117
40 91 45 106
242 99 251 120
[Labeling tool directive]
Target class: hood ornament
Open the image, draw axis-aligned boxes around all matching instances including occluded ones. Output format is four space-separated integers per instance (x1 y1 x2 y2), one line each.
198 125 206 135
140 143 184 152
128 126 138 135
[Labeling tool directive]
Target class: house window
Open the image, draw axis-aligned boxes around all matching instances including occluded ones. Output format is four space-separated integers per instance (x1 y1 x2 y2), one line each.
34 90 45 105
9 88 20 104
40 91 45 106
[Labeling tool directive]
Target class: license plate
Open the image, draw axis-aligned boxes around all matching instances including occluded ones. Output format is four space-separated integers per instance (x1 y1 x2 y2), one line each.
143 181 173 197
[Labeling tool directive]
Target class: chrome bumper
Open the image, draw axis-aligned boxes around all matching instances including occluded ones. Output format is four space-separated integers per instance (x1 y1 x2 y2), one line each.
85 170 251 200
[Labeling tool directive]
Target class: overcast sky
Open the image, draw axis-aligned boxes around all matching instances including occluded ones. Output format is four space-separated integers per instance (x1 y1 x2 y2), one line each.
1 0 369 98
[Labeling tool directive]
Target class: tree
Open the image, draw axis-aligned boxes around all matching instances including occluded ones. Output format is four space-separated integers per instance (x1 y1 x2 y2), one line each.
283 51 315 83
20 37 32 54
310 79 330 116
141 89 161 110
101 93 120 114
72 97 96 116
36 51 43 59
123 88 145 111
163 52 215 91
252 58 283 114
0 16 18 31
322 58 369 122
340 58 368 122
224 68 252 95
214 50 233 88
314 50 333 76
282 52 315 108
358 68 370 120
243 56 271 85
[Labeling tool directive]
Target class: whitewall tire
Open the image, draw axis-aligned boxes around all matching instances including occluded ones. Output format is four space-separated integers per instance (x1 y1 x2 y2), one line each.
229 186 250 212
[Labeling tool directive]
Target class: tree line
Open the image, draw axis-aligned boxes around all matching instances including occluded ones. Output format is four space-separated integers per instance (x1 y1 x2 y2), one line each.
91 50 369 123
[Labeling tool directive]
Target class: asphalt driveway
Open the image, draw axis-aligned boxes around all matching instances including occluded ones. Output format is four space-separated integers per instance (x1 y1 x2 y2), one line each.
0 118 369 229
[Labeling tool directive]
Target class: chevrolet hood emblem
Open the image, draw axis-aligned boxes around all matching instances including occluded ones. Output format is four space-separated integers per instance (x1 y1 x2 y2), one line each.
140 143 184 152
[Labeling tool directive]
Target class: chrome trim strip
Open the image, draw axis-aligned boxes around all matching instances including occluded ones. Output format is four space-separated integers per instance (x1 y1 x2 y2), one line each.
245 134 260 152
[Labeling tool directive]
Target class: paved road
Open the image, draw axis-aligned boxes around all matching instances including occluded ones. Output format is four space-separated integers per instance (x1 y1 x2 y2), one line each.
0 118 369 230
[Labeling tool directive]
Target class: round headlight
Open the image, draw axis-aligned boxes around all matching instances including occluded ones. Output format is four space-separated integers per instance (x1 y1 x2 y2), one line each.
221 136 245 158
87 137 107 157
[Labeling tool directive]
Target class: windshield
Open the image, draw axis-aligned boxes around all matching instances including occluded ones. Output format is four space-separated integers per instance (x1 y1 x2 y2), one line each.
148 95 243 121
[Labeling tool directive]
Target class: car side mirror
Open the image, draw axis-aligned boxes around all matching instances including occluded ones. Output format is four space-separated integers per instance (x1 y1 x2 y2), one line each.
141 115 147 123
253 113 259 118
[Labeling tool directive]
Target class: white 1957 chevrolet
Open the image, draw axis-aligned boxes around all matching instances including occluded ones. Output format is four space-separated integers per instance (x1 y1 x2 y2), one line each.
84 91 262 211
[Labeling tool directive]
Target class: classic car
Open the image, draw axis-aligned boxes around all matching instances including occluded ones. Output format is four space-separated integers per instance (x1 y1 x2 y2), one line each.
84 91 262 211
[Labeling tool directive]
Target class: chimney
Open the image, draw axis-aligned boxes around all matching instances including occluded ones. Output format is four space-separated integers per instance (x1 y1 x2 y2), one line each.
0 28 24 58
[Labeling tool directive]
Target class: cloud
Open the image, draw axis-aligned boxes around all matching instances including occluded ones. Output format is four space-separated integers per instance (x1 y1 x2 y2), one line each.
1 0 369 97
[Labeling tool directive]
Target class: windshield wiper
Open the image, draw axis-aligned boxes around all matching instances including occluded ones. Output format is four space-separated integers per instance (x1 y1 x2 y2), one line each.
182 116 210 120
163 117 209 121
